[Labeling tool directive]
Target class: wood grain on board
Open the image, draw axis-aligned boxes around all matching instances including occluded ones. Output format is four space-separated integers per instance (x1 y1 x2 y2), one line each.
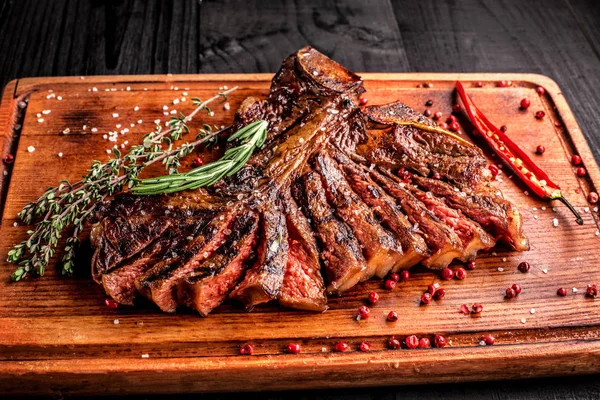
0 73 599 396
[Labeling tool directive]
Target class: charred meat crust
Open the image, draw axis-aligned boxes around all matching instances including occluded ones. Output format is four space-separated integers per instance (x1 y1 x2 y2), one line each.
89 46 529 316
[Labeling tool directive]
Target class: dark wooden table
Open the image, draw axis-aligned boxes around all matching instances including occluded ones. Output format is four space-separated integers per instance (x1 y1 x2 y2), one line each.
1 0 600 398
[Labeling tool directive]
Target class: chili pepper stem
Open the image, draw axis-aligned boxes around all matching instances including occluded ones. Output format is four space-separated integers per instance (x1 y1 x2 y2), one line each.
555 195 584 225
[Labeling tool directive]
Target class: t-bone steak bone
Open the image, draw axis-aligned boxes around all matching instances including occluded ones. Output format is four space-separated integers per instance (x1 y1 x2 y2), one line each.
89 46 529 315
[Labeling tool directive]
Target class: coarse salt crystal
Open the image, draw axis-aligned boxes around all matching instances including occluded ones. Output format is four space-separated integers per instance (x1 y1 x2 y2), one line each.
112 113 119 118
479 340 486 346
137 120 143 124
573 288 578 293
223 102 230 110
524 190 529 196
542 269 548 274
530 308 536 314
91 128 98 132
38 118 44 123
130 123 135 128
594 207 599 212
27 146 35 152
141 354 149 358
42 109 51 115
163 112 169 116
532 207 537 211
126 86 131 91
57 96 62 100
162 105 169 110
584 207 590 213
173 98 180 105
105 88 110 92
13 222 18 227
181 97 186 102
182 91 188 96
541 206 546 210
113 319 119 325
154 119 161 125
552 218 559 227
209 111 214 117
534 215 538 219
111 88 117 91
58 152 63 157
521 318 526 324
170 109 177 114
134 106 139 111
46 93 56 99
83 125 87 130
106 149 112 154
116 124 122 128
497 267 504 272
313 71 319 76
37 113 42 118
595 230 599 236
62 128 70 135
502 257 507 262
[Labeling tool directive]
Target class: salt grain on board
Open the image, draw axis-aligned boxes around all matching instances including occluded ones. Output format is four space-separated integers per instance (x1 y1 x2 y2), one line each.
27 146 35 153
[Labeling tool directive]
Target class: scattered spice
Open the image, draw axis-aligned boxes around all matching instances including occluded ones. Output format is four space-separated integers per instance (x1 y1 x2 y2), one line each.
433 288 446 299
455 268 467 280
389 273 400 282
481 335 495 345
535 111 545 119
334 342 349 352
433 335 447 348
586 284 598 298
518 261 531 273
488 164 499 177
571 154 582 165
588 192 599 204
500 125 508 132
359 342 370 352
536 86 546 95
286 343 301 354
418 338 431 348
512 283 522 294
466 260 476 270
3 154 14 164
505 287 517 298
441 268 454 281
421 292 433 305
359 97 368 106
557 287 568 296
388 336 401 349
471 303 483 314
459 304 470 315
400 270 410 281
576 167 587 177
357 305 370 319
452 104 461 113
384 279 396 290
368 291 379 305
405 335 419 349
240 343 254 355
449 121 460 132
433 111 443 120
520 98 531 109
536 145 545 155
387 311 399 322
105 298 119 309
424 109 432 117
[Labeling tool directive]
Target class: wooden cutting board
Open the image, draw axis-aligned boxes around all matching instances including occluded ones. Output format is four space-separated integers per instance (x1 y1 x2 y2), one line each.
1 73 599 396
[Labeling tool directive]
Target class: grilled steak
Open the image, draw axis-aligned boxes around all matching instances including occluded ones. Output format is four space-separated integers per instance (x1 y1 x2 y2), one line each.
89 46 529 315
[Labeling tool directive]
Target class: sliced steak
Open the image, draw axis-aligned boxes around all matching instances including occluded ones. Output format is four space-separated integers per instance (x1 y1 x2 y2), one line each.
314 152 405 279
229 206 289 309
406 184 495 261
278 195 327 312
135 208 239 312
177 212 259 316
293 172 366 294
370 170 464 269
335 156 429 270
411 176 529 251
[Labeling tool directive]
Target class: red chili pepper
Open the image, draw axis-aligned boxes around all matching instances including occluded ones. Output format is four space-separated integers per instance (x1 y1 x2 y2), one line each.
455 81 583 225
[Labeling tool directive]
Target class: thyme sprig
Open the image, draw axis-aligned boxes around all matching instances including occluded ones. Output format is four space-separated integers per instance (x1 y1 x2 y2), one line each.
8 86 238 281
132 120 268 195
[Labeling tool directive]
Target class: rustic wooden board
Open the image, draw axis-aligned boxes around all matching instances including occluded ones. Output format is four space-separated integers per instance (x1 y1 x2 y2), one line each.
0 73 599 396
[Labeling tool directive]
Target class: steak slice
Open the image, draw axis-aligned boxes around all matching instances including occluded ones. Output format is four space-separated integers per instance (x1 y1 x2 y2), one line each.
229 206 289 309
314 152 405 279
370 170 464 269
359 102 489 188
411 175 529 251
406 184 495 261
278 195 327 312
135 208 239 312
294 172 366 294
335 155 429 270
176 212 259 316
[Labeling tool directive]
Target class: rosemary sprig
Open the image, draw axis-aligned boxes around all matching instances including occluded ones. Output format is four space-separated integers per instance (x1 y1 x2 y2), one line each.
8 87 238 281
132 120 268 195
